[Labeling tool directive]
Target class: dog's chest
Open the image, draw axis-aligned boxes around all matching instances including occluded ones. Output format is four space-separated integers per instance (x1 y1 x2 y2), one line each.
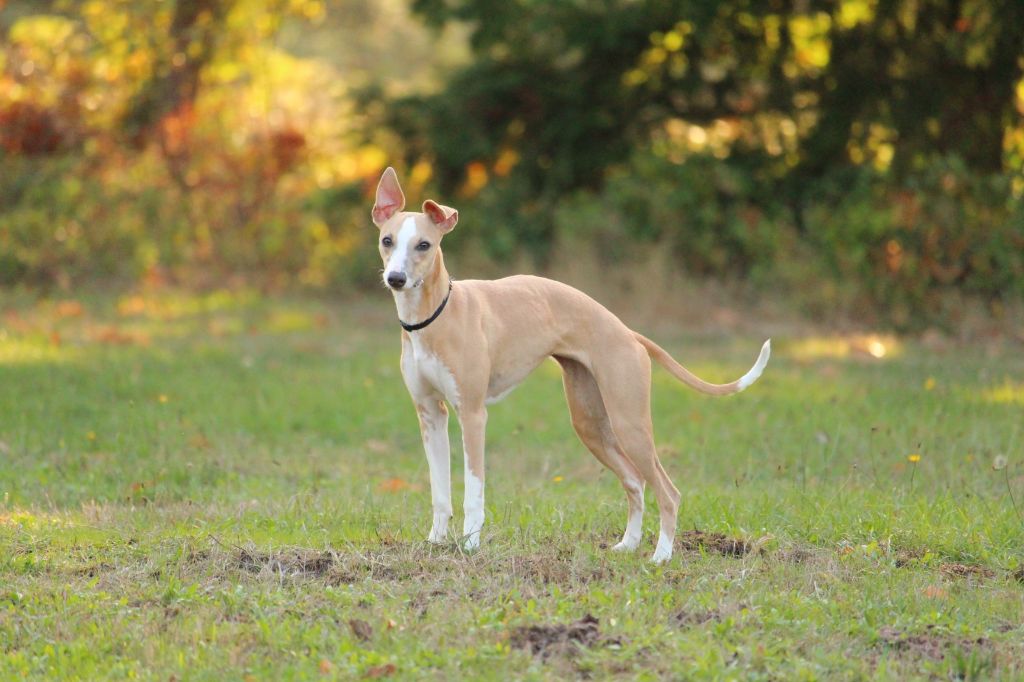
406 337 460 405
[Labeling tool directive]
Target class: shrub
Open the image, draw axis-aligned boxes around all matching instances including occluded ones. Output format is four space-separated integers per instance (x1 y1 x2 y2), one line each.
803 156 1024 327
553 153 792 278
547 151 1022 329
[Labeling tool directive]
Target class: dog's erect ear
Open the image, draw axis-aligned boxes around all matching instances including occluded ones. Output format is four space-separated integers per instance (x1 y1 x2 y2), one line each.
422 200 458 233
372 167 406 227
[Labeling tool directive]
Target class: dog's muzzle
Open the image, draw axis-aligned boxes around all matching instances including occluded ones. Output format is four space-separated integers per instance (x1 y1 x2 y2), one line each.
386 272 407 289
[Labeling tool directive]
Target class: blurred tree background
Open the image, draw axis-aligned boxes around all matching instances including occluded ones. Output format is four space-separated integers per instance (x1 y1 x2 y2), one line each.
1 0 1022 328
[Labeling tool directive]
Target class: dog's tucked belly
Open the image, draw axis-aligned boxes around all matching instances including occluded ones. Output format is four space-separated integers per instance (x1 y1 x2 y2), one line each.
484 339 558 405
485 364 536 404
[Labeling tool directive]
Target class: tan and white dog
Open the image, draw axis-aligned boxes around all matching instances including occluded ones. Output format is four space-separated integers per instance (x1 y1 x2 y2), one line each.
372 167 770 563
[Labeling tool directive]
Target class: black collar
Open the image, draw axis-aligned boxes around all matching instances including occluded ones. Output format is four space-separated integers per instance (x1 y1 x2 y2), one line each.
400 280 453 332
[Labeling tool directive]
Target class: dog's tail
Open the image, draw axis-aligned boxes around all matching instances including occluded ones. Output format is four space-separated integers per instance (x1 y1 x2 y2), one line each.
633 334 770 396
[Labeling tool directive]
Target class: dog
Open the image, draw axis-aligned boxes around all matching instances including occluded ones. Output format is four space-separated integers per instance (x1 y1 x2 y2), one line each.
372 167 770 563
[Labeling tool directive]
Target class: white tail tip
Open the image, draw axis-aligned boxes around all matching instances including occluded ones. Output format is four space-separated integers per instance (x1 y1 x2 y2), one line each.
736 339 771 391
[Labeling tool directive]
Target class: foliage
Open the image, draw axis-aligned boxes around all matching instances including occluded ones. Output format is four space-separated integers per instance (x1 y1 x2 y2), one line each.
0 0 433 288
552 153 791 276
804 155 1024 327
400 0 1024 193
387 0 1024 327
1 0 1022 328
553 151 1023 328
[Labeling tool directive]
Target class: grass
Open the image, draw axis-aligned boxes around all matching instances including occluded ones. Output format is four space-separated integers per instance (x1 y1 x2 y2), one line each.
1 288 1023 680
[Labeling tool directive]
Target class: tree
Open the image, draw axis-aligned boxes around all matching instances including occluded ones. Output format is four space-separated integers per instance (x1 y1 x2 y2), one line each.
391 0 1024 239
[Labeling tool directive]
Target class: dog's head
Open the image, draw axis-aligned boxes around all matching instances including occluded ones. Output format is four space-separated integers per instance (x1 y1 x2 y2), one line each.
372 167 458 292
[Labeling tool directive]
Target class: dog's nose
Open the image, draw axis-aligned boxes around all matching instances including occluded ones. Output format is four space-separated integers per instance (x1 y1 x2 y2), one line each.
386 272 407 289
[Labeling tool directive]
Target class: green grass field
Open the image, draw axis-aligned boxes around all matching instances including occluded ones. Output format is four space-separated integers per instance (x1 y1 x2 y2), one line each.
1 289 1023 680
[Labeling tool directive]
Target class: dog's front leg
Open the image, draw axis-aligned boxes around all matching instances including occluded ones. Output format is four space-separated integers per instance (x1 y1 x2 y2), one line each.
458 406 487 551
416 400 452 543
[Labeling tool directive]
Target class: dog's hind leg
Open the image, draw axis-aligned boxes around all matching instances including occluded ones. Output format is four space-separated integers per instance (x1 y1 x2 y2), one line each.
590 343 681 563
557 357 646 552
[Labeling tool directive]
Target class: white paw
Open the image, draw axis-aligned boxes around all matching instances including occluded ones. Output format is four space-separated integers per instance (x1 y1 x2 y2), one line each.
611 538 640 552
463 508 483 552
427 513 450 543
650 531 674 563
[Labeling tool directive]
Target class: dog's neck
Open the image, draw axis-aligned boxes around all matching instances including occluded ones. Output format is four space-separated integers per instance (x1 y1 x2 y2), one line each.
392 250 450 328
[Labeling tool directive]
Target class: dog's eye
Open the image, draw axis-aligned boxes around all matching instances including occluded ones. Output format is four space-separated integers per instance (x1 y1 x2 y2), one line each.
381 236 393 248
416 241 431 251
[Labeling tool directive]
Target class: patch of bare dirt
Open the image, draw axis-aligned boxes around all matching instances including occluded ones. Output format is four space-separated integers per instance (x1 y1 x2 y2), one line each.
939 562 996 580
505 554 610 586
509 614 622 659
229 545 417 583
892 547 926 568
671 602 749 628
777 546 814 564
671 609 720 627
72 562 115 578
407 589 449 619
364 662 397 678
348 618 374 642
508 555 572 585
878 625 989 661
677 530 752 557
236 548 334 577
